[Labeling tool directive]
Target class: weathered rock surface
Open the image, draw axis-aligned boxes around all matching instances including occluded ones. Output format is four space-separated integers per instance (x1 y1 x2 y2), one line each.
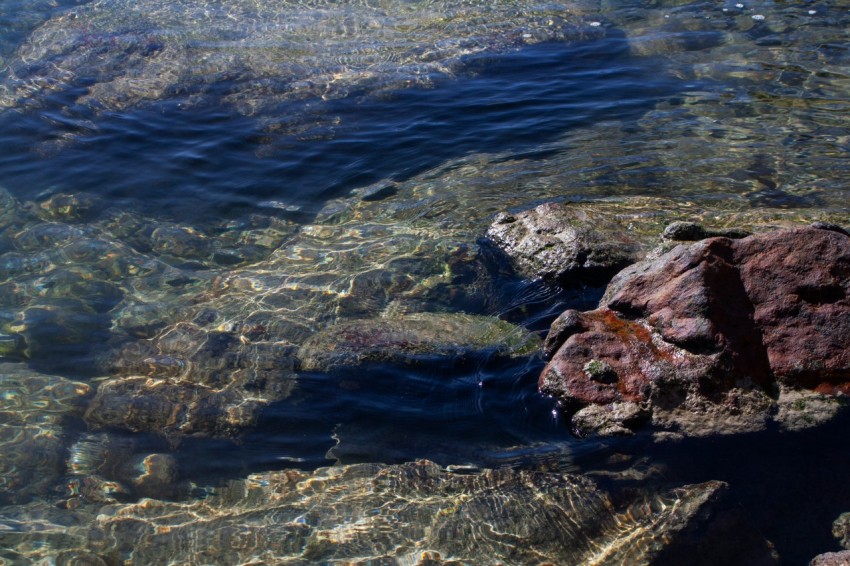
0 460 750 565
834 512 850 550
298 312 540 372
811 551 850 566
541 225 850 436
486 202 643 286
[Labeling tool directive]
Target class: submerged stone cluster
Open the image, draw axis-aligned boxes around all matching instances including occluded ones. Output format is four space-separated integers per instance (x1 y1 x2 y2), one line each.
2 175 847 562
0 0 604 144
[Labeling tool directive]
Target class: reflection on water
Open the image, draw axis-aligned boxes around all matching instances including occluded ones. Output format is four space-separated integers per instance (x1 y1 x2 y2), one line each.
0 0 849 562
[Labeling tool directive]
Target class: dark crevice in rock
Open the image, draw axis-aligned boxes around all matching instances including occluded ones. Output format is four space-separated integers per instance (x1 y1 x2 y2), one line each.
796 284 845 305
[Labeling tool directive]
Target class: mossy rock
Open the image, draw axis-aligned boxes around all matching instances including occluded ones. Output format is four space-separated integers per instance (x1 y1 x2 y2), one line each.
298 312 540 372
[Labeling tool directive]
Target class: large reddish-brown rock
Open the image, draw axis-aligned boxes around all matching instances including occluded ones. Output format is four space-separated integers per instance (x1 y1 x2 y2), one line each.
541 225 850 436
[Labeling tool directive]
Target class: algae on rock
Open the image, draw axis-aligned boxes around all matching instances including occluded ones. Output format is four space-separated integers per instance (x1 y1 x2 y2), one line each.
298 312 541 372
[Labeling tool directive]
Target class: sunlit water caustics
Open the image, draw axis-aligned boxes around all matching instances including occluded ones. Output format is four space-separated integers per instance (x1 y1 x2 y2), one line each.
1 0 850 563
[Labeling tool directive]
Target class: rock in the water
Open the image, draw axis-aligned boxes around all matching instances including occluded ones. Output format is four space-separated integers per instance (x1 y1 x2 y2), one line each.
0 363 92 504
64 432 184 503
297 312 540 372
1 460 739 565
486 202 642 286
572 401 651 437
541 226 850 436
835 512 850 550
36 193 99 223
484 194 850 291
661 221 751 242
84 371 292 442
87 318 299 440
122 453 180 499
811 551 850 566
0 0 603 141
150 224 213 261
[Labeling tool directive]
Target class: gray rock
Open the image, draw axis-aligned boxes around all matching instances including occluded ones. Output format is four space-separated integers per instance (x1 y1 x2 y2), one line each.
572 401 651 437
486 202 641 286
661 221 750 242
811 550 850 566
835 512 850 550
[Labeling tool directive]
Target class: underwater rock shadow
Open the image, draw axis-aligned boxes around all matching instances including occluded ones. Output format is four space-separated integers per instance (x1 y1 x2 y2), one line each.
175 349 572 484
0 25 683 224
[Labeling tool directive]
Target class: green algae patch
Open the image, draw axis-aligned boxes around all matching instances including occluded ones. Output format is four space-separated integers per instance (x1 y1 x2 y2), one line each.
298 312 540 371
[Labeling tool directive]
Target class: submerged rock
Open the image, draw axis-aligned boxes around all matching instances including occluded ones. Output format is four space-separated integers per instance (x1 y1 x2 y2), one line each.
0 460 748 565
0 0 603 138
0 363 91 504
86 324 299 440
36 192 99 223
150 224 213 261
64 432 184 503
541 225 850 437
89 314 301 441
297 312 540 372
84 374 290 441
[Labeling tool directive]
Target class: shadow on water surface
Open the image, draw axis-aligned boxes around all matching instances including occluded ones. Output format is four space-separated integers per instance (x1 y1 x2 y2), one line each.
0 29 681 224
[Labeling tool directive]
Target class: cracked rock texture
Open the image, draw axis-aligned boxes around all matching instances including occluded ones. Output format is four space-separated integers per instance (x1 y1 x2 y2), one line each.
541 225 850 437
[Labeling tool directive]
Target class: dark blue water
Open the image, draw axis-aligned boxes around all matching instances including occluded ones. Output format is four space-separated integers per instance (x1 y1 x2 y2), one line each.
0 34 676 222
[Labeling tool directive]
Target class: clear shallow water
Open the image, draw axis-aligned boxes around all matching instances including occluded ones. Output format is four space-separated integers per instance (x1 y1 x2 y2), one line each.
0 33 668 221
1 0 850 563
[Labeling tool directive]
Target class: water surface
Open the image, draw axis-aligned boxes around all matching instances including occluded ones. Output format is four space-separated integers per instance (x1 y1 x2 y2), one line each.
1 0 850 563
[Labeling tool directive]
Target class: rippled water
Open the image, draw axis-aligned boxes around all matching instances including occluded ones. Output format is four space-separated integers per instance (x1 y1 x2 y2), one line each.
1 0 850 563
